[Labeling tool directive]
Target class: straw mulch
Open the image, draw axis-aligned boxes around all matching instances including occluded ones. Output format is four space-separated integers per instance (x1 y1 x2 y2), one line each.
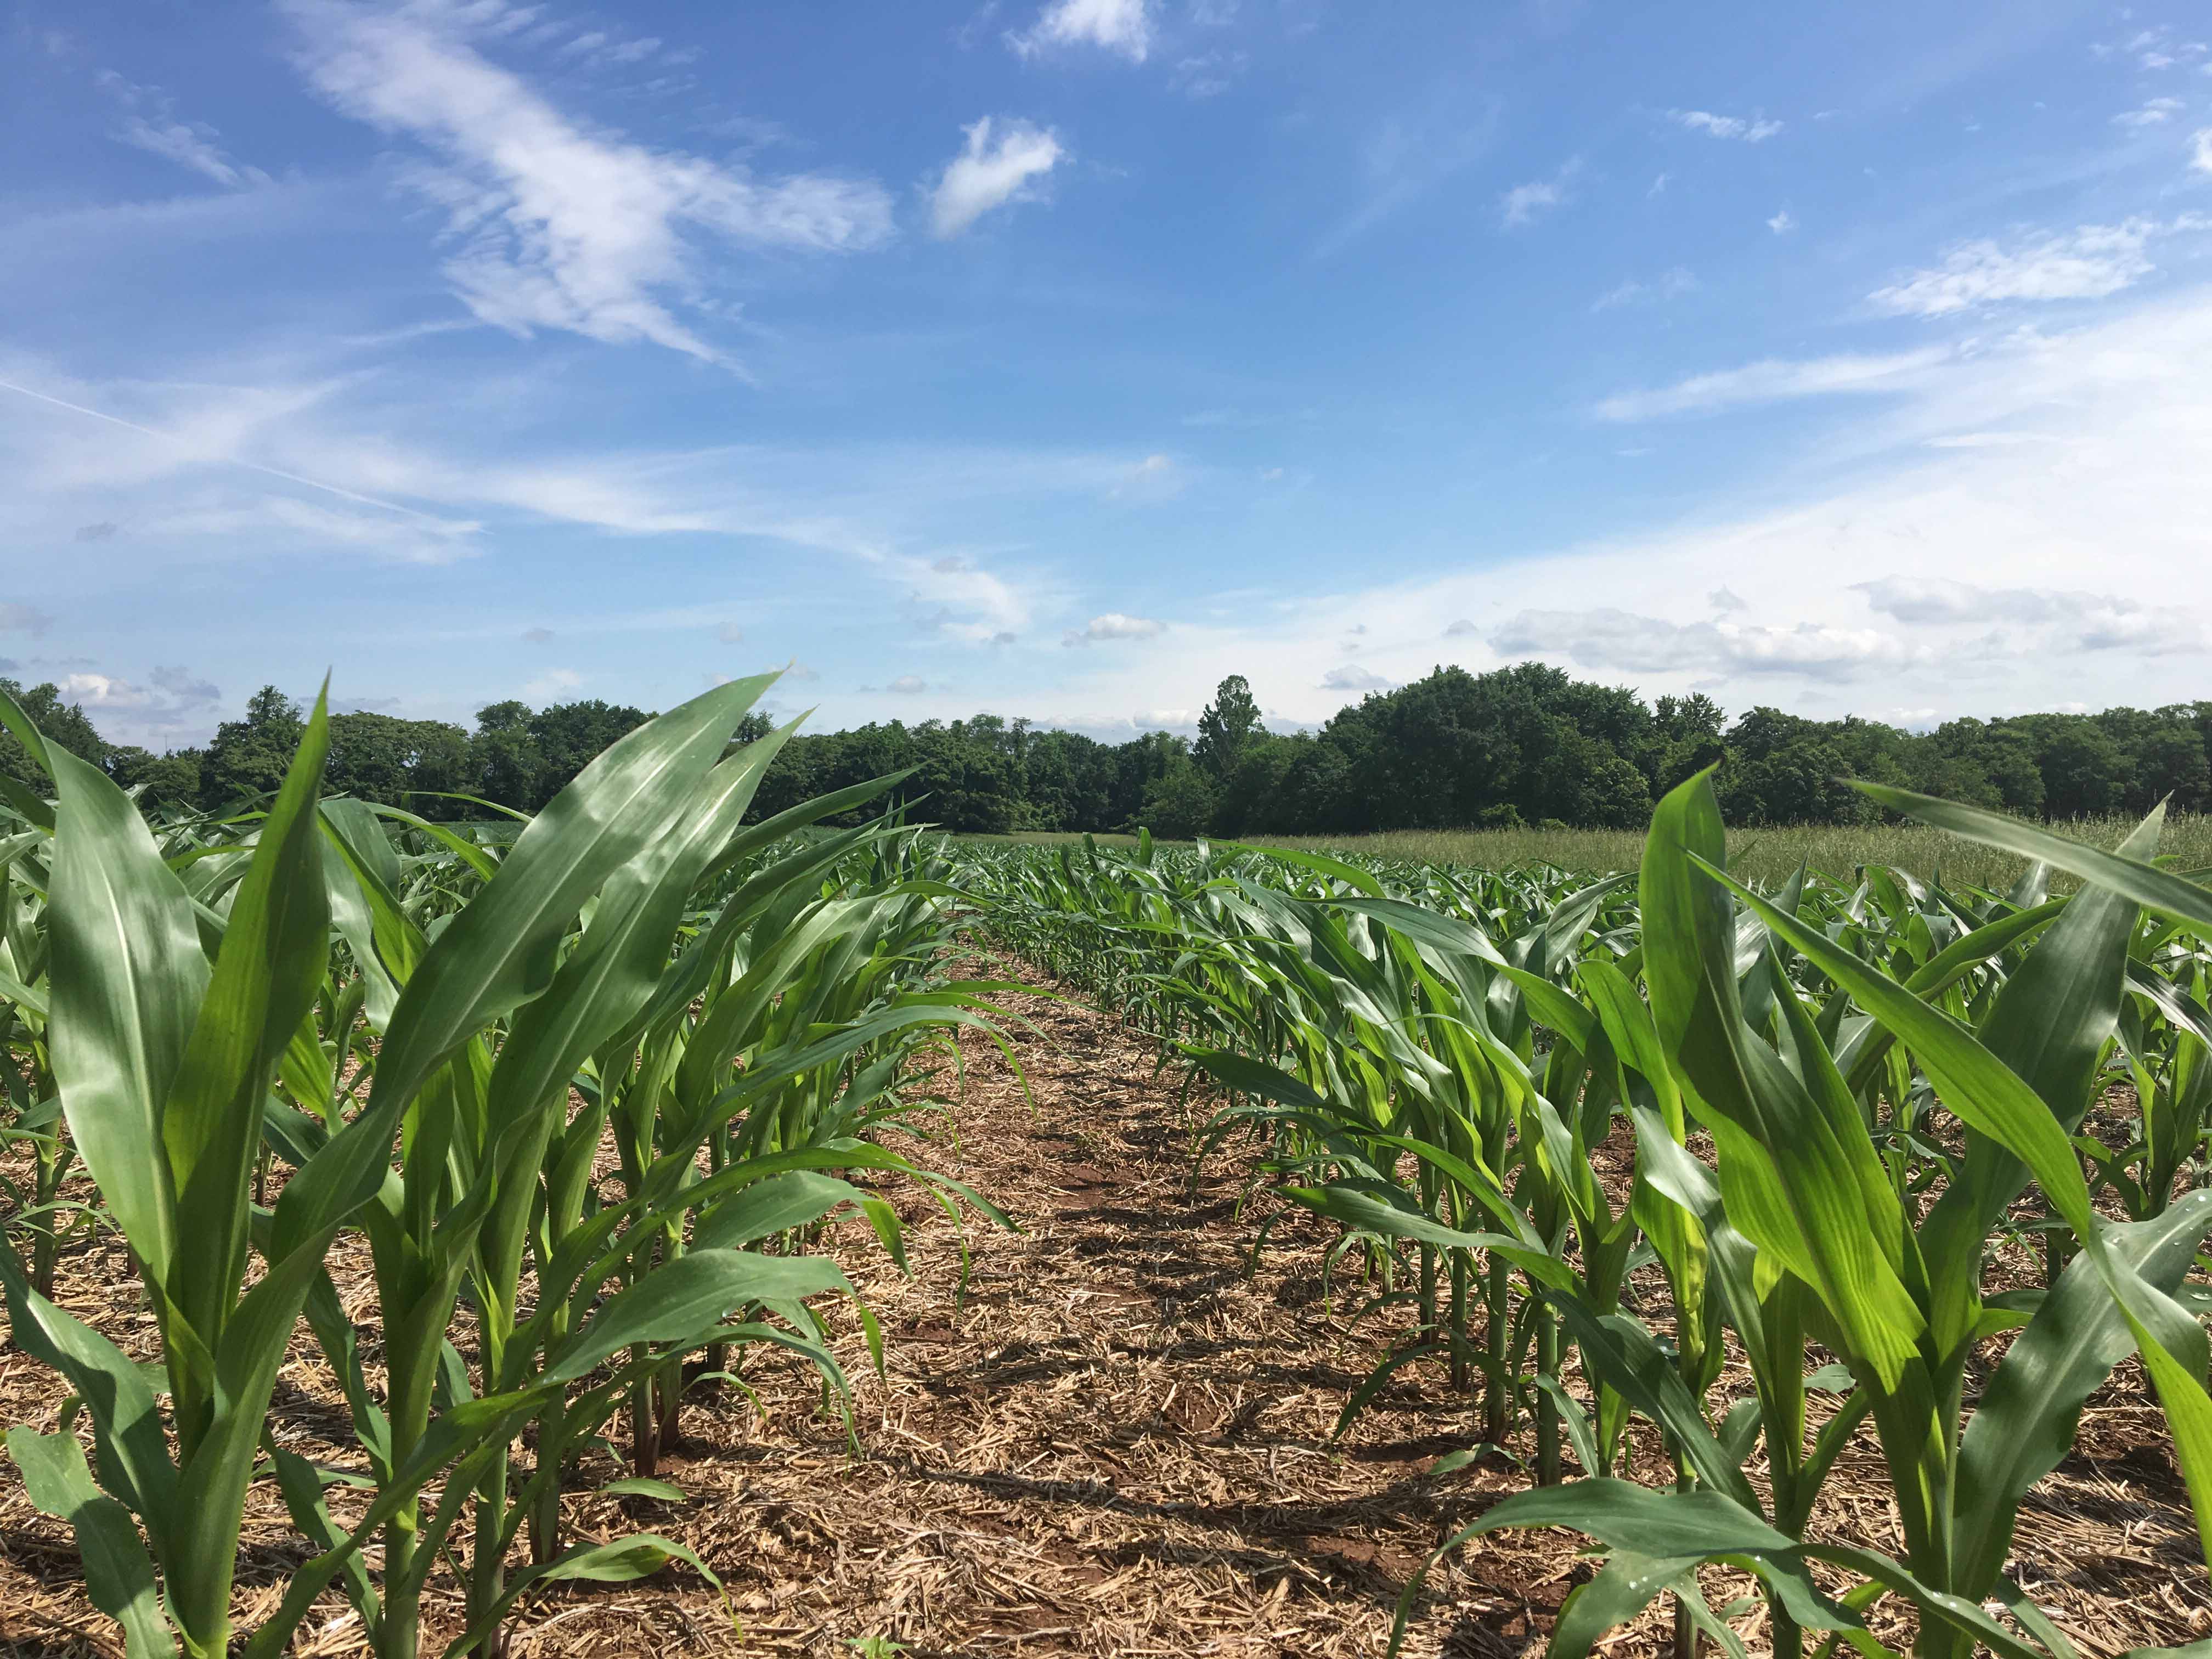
4 974 2209 1656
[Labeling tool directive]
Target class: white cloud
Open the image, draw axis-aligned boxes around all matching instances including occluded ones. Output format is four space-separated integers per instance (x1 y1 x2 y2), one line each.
1110 452 1183 500
1595 347 1950 421
1320 663 1393 691
284 0 894 365
1870 220 2175 316
1668 110 1783 143
1492 608 1917 680
1767 207 1796 235
1065 611 1166 646
2115 97 2186 128
715 620 744 643
114 118 264 190
1593 267 1698 311
1854 577 2203 653
523 668 583 698
53 673 157 710
927 116 1063 238
1500 157 1580 228
521 626 554 643
1709 586 1747 612
887 674 928 693
97 71 270 191
1171 50 1245 96
1008 0 1153 61
0 660 230 746
150 664 221 702
2195 128 2212 174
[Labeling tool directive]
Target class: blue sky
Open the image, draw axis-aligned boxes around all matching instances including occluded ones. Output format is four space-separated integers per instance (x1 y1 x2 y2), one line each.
5 0 2212 750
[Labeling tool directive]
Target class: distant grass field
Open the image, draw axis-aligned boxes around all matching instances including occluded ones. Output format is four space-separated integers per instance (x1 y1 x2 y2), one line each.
962 814 2212 890
1254 815 2212 890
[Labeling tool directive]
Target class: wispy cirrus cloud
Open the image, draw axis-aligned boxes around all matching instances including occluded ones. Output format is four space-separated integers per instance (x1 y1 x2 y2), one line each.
1867 219 2200 316
1668 109 1783 142
2114 97 2186 128
1593 267 1698 311
1500 157 1581 228
1595 347 1950 421
283 0 894 366
1313 93 1503 257
97 70 272 190
927 116 1063 238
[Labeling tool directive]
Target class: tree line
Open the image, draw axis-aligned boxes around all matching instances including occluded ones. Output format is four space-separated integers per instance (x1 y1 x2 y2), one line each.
7 663 2210 838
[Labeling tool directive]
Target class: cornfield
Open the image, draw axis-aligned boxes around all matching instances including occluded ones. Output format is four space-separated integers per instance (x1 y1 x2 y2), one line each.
963 791 2212 1658
4 678 2211 1657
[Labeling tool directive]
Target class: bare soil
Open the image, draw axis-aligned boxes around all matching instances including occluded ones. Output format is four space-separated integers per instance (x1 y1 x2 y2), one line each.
4 975 2209 1657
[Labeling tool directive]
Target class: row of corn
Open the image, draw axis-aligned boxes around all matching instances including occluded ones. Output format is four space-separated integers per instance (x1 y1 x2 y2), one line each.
958 781 2212 1659
0 674 1012 1658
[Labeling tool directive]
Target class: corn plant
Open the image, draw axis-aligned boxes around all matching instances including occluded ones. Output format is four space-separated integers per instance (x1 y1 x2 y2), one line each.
0 681 359 1659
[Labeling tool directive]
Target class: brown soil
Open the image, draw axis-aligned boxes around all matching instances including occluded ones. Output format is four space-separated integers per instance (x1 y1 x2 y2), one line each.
4 977 2210 1657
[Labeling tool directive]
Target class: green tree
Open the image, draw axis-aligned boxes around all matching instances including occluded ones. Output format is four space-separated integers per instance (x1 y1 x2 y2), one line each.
0 678 110 789
1212 732 1302 837
1194 674 1266 781
326 713 474 805
199 685 304 809
1138 760 1218 839
470 701 543 811
108 746 204 813
526 699 653 810
2029 719 2125 819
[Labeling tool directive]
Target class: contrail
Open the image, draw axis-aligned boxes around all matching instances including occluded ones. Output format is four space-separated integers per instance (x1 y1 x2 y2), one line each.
0 375 459 526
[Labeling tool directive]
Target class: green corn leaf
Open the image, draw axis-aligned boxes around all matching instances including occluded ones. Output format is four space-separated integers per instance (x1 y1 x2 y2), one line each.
0 690 59 831
1549 1550 1704 1659
1541 1297 1759 1509
437 1533 724 1659
274 676 772 1257
1278 1181 1580 1292
5 1426 175 1659
42 736 205 1296
162 686 332 1381
1645 776 1925 1390
692 1172 868 1253
541 1248 851 1389
1854 783 2212 933
0 1207 179 1535
598 1477 689 1502
1712 861 2212 1572
1952 1188 2212 1597
266 1439 380 1626
166 1239 353 1633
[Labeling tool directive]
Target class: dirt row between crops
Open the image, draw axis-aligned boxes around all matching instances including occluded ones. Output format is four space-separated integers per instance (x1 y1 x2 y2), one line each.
5 967 2211 1657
